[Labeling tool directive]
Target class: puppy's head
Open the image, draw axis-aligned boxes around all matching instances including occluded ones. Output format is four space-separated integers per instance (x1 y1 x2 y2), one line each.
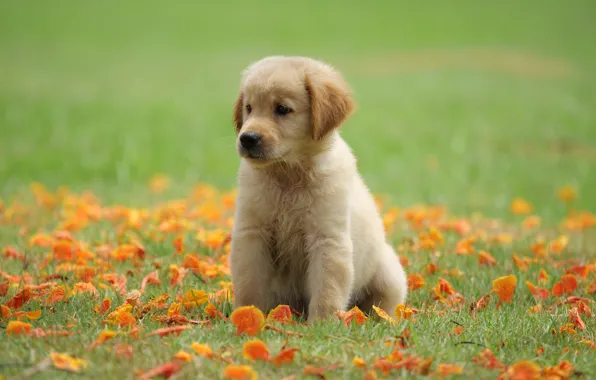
233 56 355 166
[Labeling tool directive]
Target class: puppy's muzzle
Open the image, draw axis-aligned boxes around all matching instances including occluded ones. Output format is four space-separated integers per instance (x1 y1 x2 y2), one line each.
239 132 263 158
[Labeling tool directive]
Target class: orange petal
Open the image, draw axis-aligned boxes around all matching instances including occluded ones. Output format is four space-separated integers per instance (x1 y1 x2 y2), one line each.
492 275 517 303
267 305 293 324
303 365 341 376
173 350 192 362
510 198 532 215
25 309 42 320
173 235 184 254
140 270 161 293
72 282 98 295
191 342 213 358
47 286 68 304
525 281 549 300
90 330 118 349
95 298 112 314
52 240 76 261
512 255 528 272
115 310 136 327
6 320 32 336
182 289 209 309
272 348 299 366
204 303 218 319
538 269 549 285
438 278 457 295
0 281 8 296
407 274 425 291
372 305 396 325
436 363 463 377
242 339 269 361
353 357 366 368
502 360 540 379
230 306 265 336
223 365 257 380
395 304 413 320
478 251 497 266
560 274 577 294
543 360 574 378
1 304 10 318
50 353 88 373
552 282 564 297
147 325 191 337
168 302 182 317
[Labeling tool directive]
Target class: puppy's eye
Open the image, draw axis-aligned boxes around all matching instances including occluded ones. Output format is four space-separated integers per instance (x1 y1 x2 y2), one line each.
246 104 252 114
274 104 292 116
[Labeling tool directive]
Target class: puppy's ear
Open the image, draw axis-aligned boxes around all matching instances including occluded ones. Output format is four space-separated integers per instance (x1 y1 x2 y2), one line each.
233 92 244 134
305 74 355 140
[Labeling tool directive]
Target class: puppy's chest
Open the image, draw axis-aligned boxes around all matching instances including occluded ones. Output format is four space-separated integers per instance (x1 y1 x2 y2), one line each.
259 186 313 270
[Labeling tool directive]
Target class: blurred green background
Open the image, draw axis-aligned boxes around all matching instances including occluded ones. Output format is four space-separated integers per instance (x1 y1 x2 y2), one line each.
1 0 595 218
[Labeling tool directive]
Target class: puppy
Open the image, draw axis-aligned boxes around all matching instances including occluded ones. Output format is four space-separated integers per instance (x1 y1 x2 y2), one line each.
229 56 407 323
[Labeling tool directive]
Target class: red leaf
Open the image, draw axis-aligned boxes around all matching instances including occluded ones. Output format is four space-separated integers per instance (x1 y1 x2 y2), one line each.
139 360 183 380
6 287 31 309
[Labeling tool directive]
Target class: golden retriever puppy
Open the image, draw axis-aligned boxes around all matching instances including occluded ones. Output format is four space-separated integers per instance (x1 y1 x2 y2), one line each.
229 56 407 323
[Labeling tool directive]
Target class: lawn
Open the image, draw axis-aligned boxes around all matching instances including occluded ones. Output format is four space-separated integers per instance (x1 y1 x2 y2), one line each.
1 0 595 379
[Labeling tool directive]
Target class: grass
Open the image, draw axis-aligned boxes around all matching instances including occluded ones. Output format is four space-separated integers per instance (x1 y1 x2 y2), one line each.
0 0 595 379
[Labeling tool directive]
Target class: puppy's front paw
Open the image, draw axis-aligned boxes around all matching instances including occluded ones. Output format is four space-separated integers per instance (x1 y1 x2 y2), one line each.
307 300 343 324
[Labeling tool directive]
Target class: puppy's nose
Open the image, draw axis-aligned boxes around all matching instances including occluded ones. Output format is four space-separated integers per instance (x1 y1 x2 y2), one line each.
239 132 262 150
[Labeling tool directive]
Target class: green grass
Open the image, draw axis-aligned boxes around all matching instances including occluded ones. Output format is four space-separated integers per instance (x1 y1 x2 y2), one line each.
1 0 595 379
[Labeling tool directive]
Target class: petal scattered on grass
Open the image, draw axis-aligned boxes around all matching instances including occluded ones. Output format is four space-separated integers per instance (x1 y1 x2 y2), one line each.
173 350 192 362
436 363 463 377
230 306 265 336
191 343 213 358
492 275 517 303
90 330 118 349
407 274 425 290
353 357 366 368
395 304 413 320
50 352 88 373
267 305 293 324
337 306 368 326
498 360 540 380
272 348 299 366
147 325 192 338
6 320 32 336
372 305 396 324
223 364 257 380
243 339 269 361
472 349 505 370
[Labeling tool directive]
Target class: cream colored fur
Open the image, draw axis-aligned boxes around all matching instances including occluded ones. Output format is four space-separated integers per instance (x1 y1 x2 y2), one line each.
229 56 407 323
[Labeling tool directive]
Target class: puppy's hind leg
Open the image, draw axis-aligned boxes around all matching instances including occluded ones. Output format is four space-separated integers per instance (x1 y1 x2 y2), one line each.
366 243 408 317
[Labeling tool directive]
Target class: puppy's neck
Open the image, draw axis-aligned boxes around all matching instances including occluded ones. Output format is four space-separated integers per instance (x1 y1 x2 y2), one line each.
263 159 315 189
257 133 342 189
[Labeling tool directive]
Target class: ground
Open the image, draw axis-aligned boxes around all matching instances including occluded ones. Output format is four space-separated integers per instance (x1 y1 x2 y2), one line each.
0 0 595 379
